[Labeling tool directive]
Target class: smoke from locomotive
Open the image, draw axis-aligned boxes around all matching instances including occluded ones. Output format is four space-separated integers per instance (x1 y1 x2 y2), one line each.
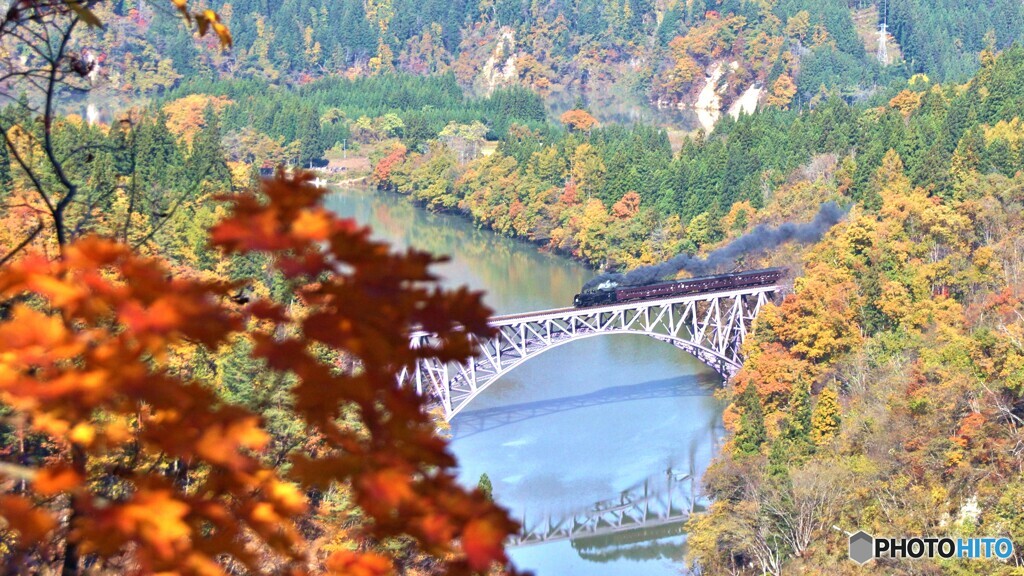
581 202 846 291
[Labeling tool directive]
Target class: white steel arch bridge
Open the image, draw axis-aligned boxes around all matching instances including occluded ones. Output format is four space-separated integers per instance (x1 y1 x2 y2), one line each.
398 280 784 421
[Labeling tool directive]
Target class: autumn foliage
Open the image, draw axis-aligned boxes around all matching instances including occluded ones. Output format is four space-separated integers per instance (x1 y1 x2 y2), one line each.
558 109 597 132
0 172 519 574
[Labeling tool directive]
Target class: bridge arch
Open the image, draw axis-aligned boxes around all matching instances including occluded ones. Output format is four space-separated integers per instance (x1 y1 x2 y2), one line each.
398 284 781 420
441 330 736 419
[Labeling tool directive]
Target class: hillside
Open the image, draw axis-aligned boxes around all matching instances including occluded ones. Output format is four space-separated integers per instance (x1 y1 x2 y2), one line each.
3 2 1024 575
78 0 1022 119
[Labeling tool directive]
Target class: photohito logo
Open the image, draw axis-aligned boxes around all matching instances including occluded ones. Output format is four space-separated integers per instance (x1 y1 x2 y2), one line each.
848 531 1014 565
849 531 873 565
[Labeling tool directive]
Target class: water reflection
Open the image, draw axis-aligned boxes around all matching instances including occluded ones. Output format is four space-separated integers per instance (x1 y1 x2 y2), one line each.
327 188 724 575
455 374 720 439
512 468 701 549
574 533 689 563
550 93 704 133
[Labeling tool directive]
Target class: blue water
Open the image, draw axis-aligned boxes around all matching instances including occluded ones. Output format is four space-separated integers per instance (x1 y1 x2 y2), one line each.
327 188 725 575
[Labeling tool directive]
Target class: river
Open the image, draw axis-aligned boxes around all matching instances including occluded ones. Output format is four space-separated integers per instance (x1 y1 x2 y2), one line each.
326 187 726 576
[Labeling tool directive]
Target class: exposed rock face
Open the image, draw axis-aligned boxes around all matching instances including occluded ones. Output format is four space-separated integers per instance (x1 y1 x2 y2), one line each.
479 28 518 96
690 63 761 132
728 84 761 119
693 62 724 132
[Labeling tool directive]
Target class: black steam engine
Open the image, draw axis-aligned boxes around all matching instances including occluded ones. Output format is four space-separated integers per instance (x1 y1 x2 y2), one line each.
573 267 788 308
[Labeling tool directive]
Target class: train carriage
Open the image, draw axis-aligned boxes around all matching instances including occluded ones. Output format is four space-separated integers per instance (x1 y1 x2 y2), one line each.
573 267 788 308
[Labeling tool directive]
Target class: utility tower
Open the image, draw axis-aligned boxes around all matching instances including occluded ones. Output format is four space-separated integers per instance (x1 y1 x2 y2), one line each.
877 0 889 65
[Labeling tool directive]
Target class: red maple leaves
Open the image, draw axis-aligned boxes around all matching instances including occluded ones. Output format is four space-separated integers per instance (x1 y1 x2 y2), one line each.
0 171 520 575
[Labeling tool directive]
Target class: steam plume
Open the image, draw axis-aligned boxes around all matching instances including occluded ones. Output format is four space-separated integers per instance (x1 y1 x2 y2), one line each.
582 202 847 290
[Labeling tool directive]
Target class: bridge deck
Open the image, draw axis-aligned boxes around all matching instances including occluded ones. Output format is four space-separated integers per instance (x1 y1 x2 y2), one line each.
488 283 783 324
489 306 575 322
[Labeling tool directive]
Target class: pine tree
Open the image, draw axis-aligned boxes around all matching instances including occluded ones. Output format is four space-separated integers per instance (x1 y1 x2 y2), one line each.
189 104 232 189
136 111 181 191
734 382 767 455
297 110 325 166
785 380 813 445
810 385 841 446
477 473 493 501
766 438 794 514
767 439 791 487
0 139 12 199
986 138 1016 176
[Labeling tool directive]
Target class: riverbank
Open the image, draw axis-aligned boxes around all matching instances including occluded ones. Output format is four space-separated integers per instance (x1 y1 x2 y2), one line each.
334 176 368 187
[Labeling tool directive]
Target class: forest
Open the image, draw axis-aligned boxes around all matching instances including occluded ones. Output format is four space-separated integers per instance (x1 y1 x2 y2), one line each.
1 0 1024 575
372 48 1024 276
79 0 1023 110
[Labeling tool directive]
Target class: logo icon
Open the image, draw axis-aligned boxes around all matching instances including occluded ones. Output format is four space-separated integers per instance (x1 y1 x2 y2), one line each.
849 530 874 565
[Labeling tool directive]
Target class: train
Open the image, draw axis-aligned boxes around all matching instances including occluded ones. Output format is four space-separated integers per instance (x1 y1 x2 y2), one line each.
572 267 788 308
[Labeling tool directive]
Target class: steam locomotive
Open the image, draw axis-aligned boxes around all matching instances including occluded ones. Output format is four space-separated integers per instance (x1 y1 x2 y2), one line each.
573 267 788 308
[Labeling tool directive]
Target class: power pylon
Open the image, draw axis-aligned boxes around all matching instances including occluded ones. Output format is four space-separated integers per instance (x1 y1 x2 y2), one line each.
877 0 889 65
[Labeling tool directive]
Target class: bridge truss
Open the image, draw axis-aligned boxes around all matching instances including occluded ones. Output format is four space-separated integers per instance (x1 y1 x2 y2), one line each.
398 284 782 420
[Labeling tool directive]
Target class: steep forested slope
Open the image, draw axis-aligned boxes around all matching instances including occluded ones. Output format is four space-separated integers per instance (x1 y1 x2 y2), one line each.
889 0 1024 80
84 0 1022 112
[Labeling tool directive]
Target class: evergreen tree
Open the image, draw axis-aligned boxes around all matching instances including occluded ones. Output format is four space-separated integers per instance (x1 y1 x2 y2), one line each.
785 380 813 445
477 473 493 501
297 110 325 166
766 438 792 488
0 139 12 199
986 138 1016 176
189 104 232 189
136 111 181 191
734 382 767 455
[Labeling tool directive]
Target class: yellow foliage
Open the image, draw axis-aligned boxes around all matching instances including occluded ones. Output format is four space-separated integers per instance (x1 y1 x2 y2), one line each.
163 94 233 146
908 73 931 86
984 118 1024 148
228 161 251 188
721 201 756 234
766 73 797 108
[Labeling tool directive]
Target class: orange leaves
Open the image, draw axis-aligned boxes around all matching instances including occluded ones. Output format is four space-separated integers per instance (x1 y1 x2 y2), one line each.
194 416 269 468
559 109 598 132
461 516 508 572
262 477 308 517
371 144 408 186
358 468 415 512
291 208 334 241
612 191 641 220
0 495 57 544
0 305 83 364
33 466 83 496
210 171 333 258
163 95 234 146
889 89 923 118
767 74 798 109
115 489 192 560
25 273 89 308
120 297 184 336
212 171 515 573
0 170 518 575
325 551 394 576
954 412 986 446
